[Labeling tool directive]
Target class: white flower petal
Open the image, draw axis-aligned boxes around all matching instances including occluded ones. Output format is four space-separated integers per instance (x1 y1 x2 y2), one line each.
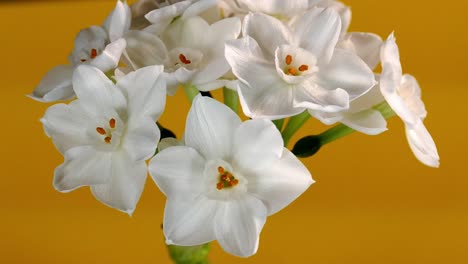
214 195 267 257
341 109 387 135
405 121 440 168
29 65 74 102
149 146 206 199
117 65 166 120
315 48 376 100
157 137 184 152
181 0 217 20
293 80 349 112
308 110 343 125
232 119 283 172
41 101 91 154
164 196 217 246
314 0 351 36
124 30 168 69
238 0 308 15
54 146 112 192
247 149 313 215
338 32 383 70
185 95 241 160
72 65 127 115
347 81 385 113
400 74 427 119
123 116 160 161
192 56 231 86
69 26 108 66
290 7 341 63
104 0 132 42
243 12 291 58
145 1 191 30
91 153 148 215
90 38 127 72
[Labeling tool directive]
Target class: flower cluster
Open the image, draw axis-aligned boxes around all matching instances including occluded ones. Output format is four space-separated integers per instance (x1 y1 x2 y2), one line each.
30 0 440 259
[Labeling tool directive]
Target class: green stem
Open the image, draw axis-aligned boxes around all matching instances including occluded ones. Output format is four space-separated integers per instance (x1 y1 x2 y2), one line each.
272 119 285 132
281 111 311 147
223 87 239 113
183 84 200 103
318 124 355 145
168 244 211 264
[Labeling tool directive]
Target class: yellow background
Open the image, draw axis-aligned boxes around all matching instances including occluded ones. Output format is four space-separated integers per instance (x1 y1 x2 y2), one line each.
1 0 467 263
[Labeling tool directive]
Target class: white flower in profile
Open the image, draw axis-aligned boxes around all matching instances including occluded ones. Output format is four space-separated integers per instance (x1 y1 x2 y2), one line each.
225 8 375 120
41 65 166 214
380 33 439 167
149 95 313 257
30 0 130 102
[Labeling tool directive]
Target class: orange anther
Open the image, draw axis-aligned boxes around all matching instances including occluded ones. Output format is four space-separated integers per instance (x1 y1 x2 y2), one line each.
287 67 297 76
90 49 98 59
299 65 309 72
216 182 224 190
231 179 239 186
285 54 293 65
179 54 191 64
80 59 87 62
109 118 116 129
218 166 225 174
104 136 112 144
96 127 106 135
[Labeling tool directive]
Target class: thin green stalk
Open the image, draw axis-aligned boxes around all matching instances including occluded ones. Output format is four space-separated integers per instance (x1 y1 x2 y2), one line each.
281 111 311 147
223 87 239 113
318 124 355 145
273 119 285 132
183 84 200 103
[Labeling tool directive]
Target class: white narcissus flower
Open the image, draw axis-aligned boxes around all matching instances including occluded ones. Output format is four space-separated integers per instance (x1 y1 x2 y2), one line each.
130 11 240 94
380 33 439 167
41 65 166 214
225 8 375 120
309 33 387 135
30 0 130 102
149 95 313 257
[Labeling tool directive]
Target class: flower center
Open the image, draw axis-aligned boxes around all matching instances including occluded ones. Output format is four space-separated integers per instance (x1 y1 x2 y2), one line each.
96 118 116 144
216 166 239 190
80 48 98 62
178 53 191 65
284 54 309 76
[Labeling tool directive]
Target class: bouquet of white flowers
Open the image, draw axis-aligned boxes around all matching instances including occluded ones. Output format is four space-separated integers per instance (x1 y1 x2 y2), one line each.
29 0 439 262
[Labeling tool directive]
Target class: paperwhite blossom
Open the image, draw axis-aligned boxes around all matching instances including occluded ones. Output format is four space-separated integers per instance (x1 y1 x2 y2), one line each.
41 65 166 214
380 33 439 167
225 8 375 120
149 95 313 257
30 1 130 102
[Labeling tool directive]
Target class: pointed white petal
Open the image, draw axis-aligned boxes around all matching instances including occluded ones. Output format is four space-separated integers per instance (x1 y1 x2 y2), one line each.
91 153 148 215
145 1 191 26
341 109 387 135
104 0 132 42
90 38 127 72
338 32 383 70
157 137 184 152
41 101 92 154
54 146 112 192
123 116 160 161
290 7 341 63
248 149 313 215
29 65 74 102
72 65 127 115
117 65 166 120
164 196 217 246
308 110 343 125
124 30 168 69
69 26 108 66
232 119 283 172
400 74 427 119
315 48 376 100
149 146 205 200
243 13 291 58
405 121 440 168
348 81 385 113
238 0 308 15
185 95 241 160
214 196 267 257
